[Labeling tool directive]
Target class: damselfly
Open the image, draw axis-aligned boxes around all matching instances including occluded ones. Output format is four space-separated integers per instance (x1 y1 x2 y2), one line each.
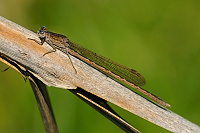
29 26 170 108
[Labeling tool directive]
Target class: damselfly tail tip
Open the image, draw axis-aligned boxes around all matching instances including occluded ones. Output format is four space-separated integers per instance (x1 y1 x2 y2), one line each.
161 102 171 108
166 103 171 108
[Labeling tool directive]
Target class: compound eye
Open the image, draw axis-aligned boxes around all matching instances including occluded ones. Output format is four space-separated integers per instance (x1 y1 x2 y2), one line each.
41 26 47 31
40 30 45 34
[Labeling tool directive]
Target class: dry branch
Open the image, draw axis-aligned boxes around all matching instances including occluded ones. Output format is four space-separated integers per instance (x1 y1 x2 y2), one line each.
0 16 199 132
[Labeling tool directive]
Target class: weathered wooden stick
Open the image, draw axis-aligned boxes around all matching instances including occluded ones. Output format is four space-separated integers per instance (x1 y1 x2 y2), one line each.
0 16 199 132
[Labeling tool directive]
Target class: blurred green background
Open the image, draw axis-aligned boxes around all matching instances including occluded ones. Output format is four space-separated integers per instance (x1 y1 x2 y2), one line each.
0 0 200 132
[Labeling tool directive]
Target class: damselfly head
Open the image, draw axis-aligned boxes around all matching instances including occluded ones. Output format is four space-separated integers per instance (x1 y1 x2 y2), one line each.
38 26 47 38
